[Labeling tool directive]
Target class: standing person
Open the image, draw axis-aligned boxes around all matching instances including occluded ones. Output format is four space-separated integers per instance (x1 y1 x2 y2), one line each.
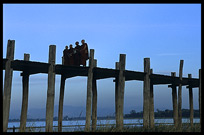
74 41 81 66
63 46 69 65
80 39 89 67
68 44 74 66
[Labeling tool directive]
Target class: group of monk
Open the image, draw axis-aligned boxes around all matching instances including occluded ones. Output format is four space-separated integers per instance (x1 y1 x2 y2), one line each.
63 39 89 67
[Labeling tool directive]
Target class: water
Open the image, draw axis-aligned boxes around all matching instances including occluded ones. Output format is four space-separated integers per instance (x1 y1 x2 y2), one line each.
7 118 200 132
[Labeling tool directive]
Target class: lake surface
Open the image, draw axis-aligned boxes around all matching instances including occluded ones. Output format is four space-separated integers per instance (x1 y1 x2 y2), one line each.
8 118 200 132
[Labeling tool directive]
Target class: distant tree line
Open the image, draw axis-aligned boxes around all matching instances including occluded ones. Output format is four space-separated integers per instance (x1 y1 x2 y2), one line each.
8 109 200 122
124 109 200 118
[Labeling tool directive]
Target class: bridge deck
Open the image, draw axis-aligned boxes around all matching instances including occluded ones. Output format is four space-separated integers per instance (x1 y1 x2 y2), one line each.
3 59 199 87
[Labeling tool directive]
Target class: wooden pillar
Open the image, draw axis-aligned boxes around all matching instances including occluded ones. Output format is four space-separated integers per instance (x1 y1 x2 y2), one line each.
85 49 94 132
3 40 15 132
115 62 119 128
117 54 126 130
149 69 154 128
178 60 184 129
187 74 194 127
45 45 56 132
171 72 178 128
92 59 97 131
58 75 66 132
143 58 150 129
20 54 30 132
199 69 201 126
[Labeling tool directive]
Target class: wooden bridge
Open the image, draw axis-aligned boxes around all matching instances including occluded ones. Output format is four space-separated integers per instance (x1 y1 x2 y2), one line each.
3 40 202 132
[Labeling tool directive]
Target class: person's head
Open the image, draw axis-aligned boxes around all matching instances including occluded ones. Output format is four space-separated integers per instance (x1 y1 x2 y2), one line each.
75 41 79 45
69 44 73 48
81 39 85 44
65 46 68 49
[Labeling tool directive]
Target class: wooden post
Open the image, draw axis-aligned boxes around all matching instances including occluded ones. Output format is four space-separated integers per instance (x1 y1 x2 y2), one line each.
20 54 30 132
3 40 15 132
85 49 94 132
171 72 178 128
178 60 184 129
199 69 201 126
92 59 97 131
45 45 56 132
149 69 154 128
58 56 66 132
115 62 119 129
117 54 126 130
143 58 150 129
58 75 66 132
187 74 194 127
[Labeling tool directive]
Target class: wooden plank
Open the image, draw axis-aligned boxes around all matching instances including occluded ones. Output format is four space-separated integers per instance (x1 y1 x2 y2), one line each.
115 62 119 128
143 58 150 129
124 70 145 81
117 54 126 131
188 74 194 127
93 67 119 80
3 40 15 132
178 60 184 129
171 72 178 128
45 45 56 132
149 69 154 128
85 49 94 132
20 54 30 132
92 59 97 131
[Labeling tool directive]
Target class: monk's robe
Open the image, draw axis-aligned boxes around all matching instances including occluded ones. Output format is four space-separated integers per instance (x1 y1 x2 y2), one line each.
80 43 88 66
74 45 81 66
63 49 69 65
68 48 74 66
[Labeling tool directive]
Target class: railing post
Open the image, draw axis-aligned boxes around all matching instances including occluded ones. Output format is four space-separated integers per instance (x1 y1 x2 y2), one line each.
20 53 30 132
45 45 56 132
3 40 15 132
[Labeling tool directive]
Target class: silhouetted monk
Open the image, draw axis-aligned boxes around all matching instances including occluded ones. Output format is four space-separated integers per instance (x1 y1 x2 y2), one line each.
63 46 69 65
80 39 89 67
68 44 74 66
74 41 81 66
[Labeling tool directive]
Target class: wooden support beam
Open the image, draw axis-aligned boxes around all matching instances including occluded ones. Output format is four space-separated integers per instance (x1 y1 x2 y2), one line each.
199 69 201 126
92 59 97 131
45 45 56 132
117 54 126 131
85 49 94 132
143 58 150 129
20 54 30 132
171 72 178 128
149 69 154 128
3 40 15 132
188 74 194 127
178 60 184 129
115 62 119 129
58 74 66 132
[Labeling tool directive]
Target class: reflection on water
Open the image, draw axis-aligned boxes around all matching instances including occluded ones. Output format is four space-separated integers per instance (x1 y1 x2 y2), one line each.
7 118 200 132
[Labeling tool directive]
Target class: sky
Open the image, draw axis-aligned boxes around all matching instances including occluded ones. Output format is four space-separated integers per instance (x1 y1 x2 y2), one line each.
3 4 201 118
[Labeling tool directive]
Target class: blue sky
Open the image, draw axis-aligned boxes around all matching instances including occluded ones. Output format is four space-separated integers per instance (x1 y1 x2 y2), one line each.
3 4 201 117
